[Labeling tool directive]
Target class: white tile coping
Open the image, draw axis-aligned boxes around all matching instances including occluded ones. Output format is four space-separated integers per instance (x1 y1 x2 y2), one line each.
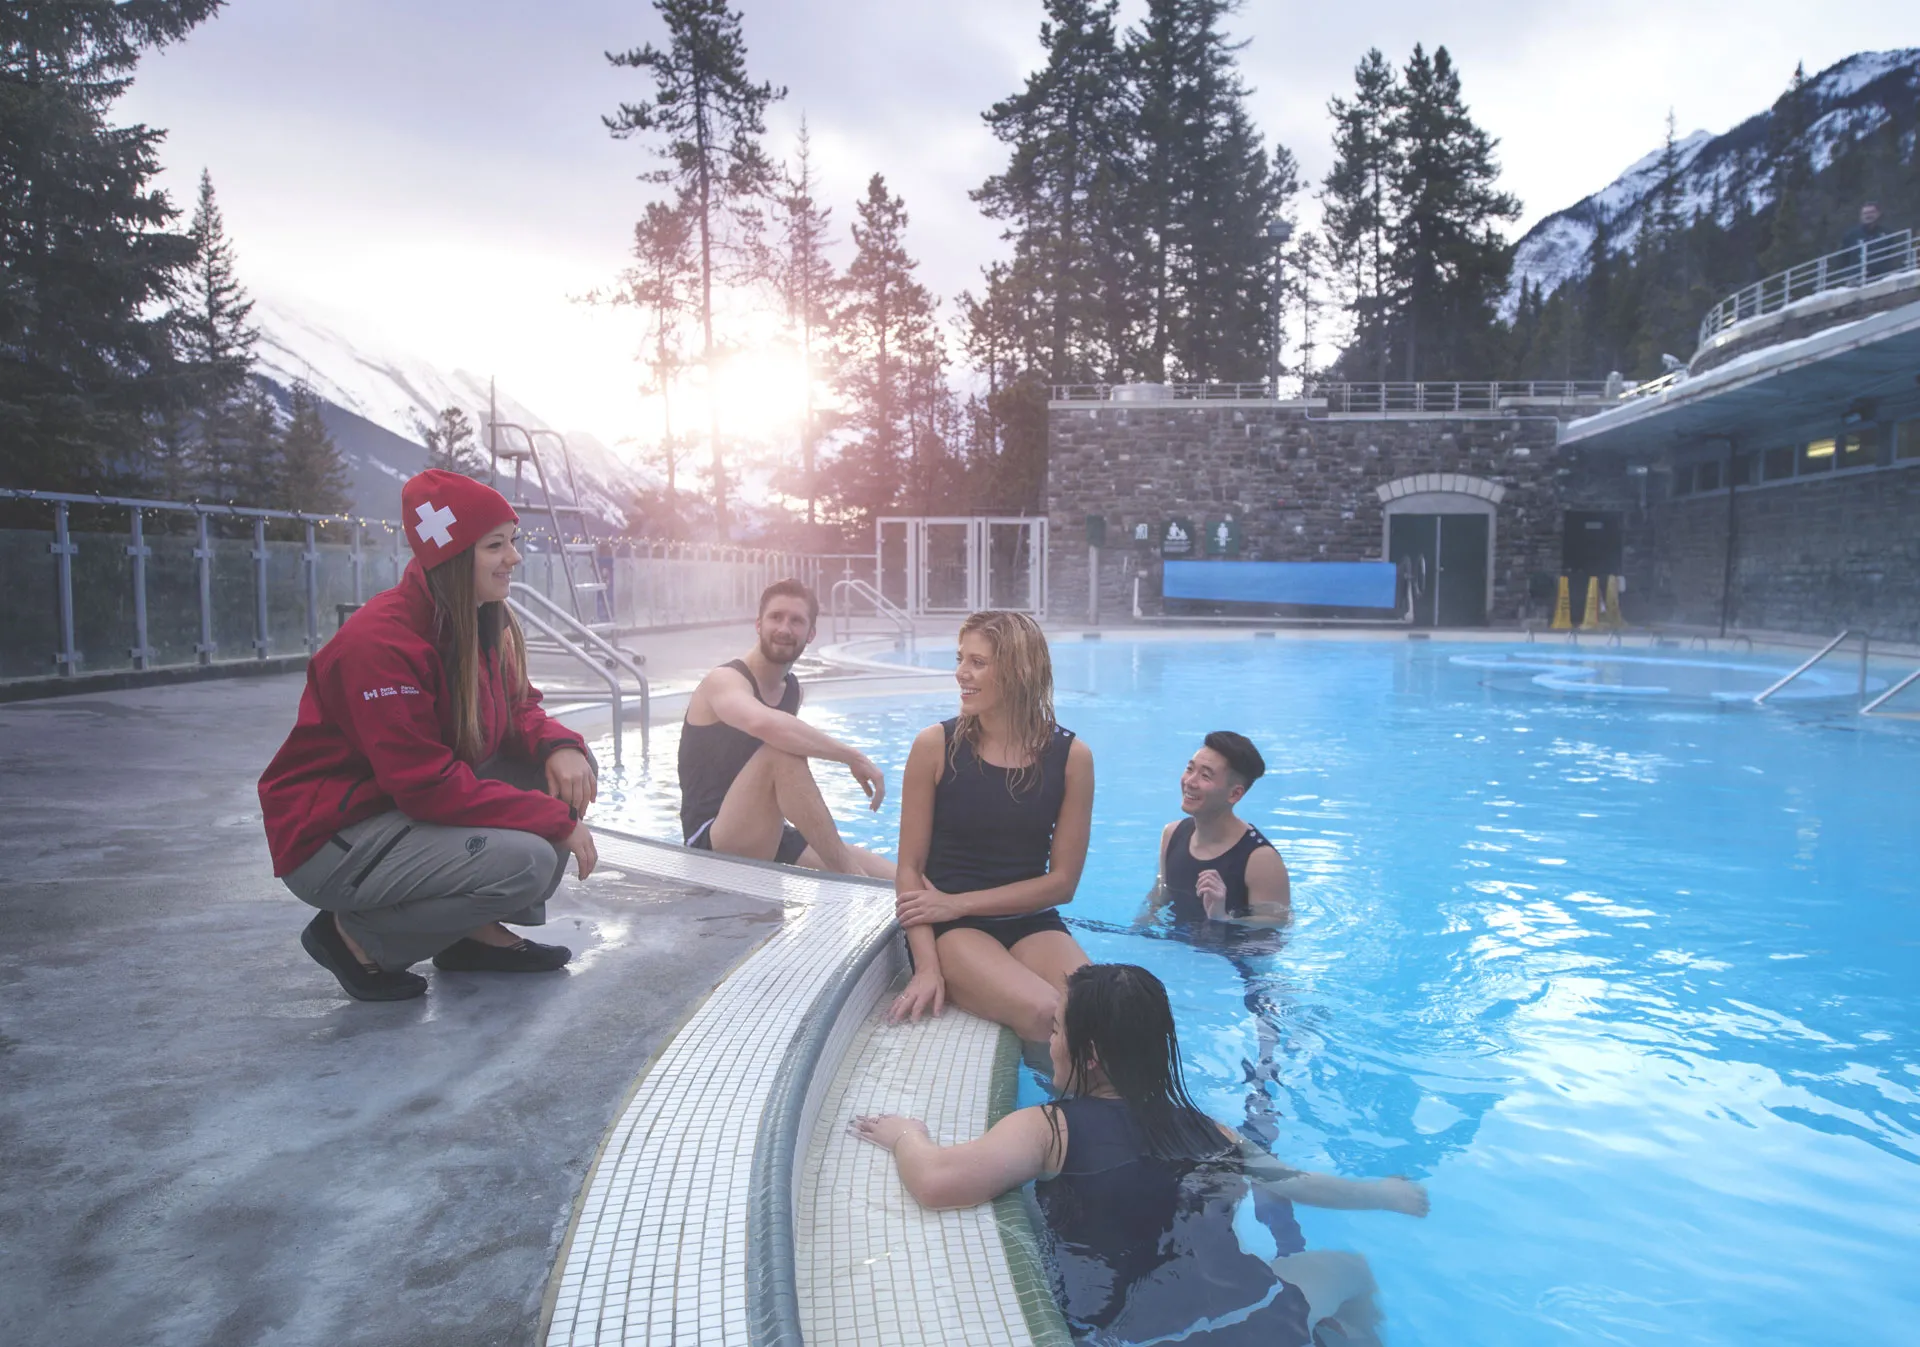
539 829 1062 1347
794 945 1072 1346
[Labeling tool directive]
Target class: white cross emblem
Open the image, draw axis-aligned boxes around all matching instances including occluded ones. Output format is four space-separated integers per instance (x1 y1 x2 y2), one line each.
415 500 457 549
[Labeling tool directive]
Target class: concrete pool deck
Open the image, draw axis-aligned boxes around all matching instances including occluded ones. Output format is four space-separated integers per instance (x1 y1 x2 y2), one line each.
0 659 787 1346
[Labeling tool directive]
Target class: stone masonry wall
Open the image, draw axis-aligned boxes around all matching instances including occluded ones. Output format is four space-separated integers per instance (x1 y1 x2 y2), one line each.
1645 464 1920 642
1047 403 1640 624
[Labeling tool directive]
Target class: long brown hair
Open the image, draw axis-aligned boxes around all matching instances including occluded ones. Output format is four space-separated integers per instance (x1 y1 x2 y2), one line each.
950 609 1056 794
424 549 530 763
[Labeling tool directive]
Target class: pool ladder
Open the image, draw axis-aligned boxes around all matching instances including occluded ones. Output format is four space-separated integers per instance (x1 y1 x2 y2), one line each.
1751 629 1920 714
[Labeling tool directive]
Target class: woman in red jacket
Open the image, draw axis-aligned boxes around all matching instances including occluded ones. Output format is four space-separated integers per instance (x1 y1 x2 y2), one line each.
259 470 600 1001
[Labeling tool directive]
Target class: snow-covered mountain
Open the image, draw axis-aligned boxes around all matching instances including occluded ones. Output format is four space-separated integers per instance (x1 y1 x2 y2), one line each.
251 297 650 528
1504 48 1920 316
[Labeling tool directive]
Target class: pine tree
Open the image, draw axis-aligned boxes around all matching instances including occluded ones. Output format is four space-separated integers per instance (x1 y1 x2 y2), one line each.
1123 0 1292 382
1760 63 1816 272
605 0 785 538
0 0 222 491
1385 44 1520 379
175 170 267 501
276 382 350 516
768 122 837 527
832 175 938 524
421 406 486 478
1321 48 1401 378
973 0 1131 385
606 200 699 503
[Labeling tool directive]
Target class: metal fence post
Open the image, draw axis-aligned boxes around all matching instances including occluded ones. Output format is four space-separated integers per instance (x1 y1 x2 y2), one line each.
252 516 270 659
50 502 79 676
128 508 153 670
303 519 320 653
351 519 364 603
194 513 216 664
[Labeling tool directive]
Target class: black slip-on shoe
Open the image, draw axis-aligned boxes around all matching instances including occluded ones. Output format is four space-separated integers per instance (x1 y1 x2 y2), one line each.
430 937 572 973
300 912 428 1001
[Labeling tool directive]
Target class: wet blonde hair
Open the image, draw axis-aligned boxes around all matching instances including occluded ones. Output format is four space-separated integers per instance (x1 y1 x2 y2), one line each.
951 609 1056 795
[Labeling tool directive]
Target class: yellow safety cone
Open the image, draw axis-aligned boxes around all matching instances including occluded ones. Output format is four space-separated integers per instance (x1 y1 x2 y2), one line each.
1578 575 1603 630
1603 575 1626 629
1550 575 1572 630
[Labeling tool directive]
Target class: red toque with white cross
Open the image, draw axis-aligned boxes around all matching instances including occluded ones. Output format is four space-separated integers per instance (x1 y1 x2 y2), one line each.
399 469 519 568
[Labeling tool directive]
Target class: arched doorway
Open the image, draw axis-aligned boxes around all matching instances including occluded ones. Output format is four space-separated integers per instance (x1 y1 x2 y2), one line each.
1377 475 1504 626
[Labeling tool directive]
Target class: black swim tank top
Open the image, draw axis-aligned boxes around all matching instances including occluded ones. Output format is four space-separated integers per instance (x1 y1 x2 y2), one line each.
678 659 801 838
922 718 1074 900
1162 817 1277 923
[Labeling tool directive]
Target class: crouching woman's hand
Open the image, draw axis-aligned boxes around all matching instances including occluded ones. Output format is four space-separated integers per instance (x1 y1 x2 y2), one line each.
565 822 598 880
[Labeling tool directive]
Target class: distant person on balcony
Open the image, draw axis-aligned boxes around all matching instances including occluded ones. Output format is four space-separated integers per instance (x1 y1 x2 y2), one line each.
1841 201 1893 281
678 580 894 878
887 611 1094 1049
260 469 600 1002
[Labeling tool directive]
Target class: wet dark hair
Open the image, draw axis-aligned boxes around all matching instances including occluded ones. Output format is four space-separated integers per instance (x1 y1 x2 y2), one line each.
1046 964 1231 1162
759 578 819 626
1203 730 1266 789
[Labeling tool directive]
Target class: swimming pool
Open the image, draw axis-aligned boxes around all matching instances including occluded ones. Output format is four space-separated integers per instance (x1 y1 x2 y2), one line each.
590 637 1920 1347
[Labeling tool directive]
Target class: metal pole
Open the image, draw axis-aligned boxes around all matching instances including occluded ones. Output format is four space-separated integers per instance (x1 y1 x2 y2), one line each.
128 509 153 670
1859 633 1870 701
1087 544 1100 626
252 516 270 659
50 502 79 676
195 513 215 665
351 519 364 604
303 520 321 653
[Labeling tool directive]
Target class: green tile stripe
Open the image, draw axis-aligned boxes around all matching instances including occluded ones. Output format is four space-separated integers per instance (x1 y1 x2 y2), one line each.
987 1029 1074 1347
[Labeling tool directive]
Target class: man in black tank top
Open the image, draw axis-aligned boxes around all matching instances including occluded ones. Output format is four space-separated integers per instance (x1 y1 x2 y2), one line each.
1140 731 1290 930
677 581 894 878
1138 731 1302 1253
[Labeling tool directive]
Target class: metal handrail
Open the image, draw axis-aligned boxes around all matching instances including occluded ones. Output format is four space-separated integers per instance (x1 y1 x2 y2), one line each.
1698 229 1917 349
1309 381 1616 413
1861 666 1920 716
829 577 913 645
510 582 650 759
1753 629 1869 705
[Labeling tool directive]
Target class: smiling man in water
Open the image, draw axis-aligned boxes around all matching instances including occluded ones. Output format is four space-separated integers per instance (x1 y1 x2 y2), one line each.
677 580 894 879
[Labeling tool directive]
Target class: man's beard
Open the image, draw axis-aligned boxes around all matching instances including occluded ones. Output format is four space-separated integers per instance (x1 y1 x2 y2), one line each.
759 633 804 667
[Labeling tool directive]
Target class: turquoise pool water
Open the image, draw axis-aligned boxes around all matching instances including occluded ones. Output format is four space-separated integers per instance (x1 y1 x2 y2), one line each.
591 638 1920 1346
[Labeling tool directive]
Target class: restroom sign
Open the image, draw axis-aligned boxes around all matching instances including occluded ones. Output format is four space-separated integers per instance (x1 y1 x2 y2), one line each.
1160 518 1196 557
1205 518 1242 557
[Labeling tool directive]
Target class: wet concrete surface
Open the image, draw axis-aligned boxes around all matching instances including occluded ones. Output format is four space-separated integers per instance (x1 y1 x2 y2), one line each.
0 676 779 1346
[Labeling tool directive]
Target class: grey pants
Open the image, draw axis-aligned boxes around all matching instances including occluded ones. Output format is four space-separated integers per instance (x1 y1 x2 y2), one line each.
284 755 569 970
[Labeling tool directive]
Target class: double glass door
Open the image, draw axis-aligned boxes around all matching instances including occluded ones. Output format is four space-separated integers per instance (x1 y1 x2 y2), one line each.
876 518 1048 617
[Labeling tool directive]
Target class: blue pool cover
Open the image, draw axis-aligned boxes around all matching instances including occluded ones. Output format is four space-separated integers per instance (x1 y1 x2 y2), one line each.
1163 559 1398 609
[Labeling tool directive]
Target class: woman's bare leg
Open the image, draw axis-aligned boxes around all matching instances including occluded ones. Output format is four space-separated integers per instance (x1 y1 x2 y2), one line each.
935 928 1060 1042
1009 929 1091 1002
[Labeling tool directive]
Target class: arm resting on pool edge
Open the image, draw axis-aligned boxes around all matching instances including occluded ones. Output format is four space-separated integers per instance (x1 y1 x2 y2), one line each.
894 738 1096 926
853 1105 1060 1210
889 727 946 1022
1235 1135 1428 1216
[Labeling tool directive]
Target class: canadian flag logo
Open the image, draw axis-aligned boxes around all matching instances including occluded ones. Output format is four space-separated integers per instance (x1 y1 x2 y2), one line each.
415 500 458 549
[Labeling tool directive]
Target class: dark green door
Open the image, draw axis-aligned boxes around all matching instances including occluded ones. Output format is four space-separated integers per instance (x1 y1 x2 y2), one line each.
1436 513 1489 626
1388 514 1438 626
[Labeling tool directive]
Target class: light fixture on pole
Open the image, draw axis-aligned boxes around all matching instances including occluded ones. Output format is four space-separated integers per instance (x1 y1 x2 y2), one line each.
1266 219 1294 396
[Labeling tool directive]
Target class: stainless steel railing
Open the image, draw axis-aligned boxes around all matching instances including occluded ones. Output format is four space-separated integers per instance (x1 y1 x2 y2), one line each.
1697 229 1917 349
829 577 914 646
1752 629 1870 705
508 582 650 763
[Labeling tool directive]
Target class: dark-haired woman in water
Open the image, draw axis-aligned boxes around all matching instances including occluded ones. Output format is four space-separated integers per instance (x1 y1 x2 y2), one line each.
856 964 1427 1345
887 610 1094 1044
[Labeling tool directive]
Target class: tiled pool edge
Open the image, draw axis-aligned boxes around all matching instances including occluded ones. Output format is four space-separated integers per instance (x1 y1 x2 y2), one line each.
985 1032 1076 1347
747 914 901 1345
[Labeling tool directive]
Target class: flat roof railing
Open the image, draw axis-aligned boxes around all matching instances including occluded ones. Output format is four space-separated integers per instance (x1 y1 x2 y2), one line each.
1697 229 1917 350
1051 382 1273 402
1309 381 1615 413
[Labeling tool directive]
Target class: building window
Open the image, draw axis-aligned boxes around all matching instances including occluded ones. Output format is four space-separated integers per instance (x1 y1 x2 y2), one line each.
1697 458 1722 491
1840 427 1879 469
1802 438 1836 473
1729 452 1758 487
1897 419 1920 461
1671 464 1694 496
1763 446 1796 480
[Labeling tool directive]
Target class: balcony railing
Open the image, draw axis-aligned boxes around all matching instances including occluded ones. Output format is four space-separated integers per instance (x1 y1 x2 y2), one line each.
1307 381 1615 413
1051 382 1273 402
1697 229 1917 349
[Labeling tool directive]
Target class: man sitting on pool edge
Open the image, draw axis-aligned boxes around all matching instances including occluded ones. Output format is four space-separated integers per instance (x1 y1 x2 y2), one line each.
1138 730 1291 930
678 579 895 879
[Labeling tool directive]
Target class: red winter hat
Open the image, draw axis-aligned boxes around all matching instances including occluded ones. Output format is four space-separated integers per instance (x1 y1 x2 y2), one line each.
400 470 518 568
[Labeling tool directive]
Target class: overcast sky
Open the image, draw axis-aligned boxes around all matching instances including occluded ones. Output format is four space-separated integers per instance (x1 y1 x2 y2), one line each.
120 0 1916 448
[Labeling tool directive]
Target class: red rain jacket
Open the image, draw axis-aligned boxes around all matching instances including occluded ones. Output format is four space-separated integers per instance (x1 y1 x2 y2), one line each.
258 562 587 875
